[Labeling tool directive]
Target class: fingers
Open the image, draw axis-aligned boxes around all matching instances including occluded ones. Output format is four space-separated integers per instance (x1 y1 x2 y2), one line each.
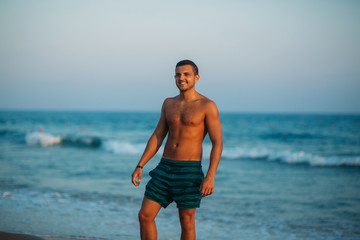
131 169 142 186
202 189 213 197
200 178 214 197
200 185 214 197
131 174 136 186
132 176 140 186
131 175 138 186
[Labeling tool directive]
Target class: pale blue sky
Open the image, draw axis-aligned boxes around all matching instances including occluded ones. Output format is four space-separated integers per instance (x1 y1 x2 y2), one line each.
1 0 359 113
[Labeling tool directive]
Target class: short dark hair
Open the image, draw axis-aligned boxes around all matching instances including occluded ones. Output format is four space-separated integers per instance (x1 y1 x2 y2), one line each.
176 60 199 75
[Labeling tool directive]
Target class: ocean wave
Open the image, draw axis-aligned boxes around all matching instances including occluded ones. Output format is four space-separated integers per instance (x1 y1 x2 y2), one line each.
260 131 320 140
101 140 146 154
0 129 19 137
24 132 147 152
61 135 102 148
23 132 360 167
26 132 61 147
0 129 25 141
25 131 102 148
219 146 360 167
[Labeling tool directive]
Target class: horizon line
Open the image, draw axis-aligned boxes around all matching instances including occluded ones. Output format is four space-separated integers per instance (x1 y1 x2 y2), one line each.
1 108 359 115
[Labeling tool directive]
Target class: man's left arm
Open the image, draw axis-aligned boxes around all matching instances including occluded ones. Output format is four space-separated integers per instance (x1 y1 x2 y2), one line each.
200 101 223 197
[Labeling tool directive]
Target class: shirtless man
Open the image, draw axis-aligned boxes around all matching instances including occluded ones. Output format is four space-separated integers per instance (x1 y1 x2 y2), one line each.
131 60 223 240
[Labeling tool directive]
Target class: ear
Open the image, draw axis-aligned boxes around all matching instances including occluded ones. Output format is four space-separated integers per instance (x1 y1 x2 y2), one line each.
195 74 200 83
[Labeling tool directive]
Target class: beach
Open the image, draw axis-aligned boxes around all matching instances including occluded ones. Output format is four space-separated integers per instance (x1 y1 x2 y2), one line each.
1 111 359 239
0 231 107 240
0 231 45 240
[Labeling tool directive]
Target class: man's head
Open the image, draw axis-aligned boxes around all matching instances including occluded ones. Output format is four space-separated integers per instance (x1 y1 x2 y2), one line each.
175 60 200 92
175 60 199 76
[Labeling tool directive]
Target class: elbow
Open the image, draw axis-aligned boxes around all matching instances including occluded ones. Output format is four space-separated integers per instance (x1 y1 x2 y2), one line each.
212 139 223 151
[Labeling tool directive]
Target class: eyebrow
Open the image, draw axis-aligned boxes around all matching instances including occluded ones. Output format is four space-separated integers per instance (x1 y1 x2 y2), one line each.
175 71 192 75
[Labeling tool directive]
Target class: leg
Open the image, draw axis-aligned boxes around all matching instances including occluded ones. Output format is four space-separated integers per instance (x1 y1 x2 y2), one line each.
178 208 196 240
138 196 162 240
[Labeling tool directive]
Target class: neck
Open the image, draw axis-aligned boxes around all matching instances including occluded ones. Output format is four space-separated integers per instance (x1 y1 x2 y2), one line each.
179 89 198 101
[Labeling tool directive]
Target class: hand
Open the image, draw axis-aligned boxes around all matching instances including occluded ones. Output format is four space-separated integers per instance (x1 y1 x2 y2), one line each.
200 176 214 197
131 167 143 186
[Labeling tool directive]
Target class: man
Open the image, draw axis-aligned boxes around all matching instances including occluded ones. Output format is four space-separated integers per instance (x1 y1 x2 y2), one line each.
131 60 223 240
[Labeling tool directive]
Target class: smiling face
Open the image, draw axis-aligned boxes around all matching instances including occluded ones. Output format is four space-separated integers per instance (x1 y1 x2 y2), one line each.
174 65 200 92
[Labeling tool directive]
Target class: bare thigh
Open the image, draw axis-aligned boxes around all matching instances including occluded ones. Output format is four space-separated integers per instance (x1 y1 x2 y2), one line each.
139 196 162 220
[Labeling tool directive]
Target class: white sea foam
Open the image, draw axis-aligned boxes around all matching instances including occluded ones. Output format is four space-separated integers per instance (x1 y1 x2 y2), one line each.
100 141 360 167
205 144 360 167
265 150 360 166
25 131 61 147
101 140 146 155
24 131 360 167
221 146 270 160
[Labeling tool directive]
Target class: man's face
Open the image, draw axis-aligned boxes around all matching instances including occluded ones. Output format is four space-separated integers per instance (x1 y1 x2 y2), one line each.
174 65 199 92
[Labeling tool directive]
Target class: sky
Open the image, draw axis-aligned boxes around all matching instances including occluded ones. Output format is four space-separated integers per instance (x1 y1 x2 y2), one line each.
0 0 359 113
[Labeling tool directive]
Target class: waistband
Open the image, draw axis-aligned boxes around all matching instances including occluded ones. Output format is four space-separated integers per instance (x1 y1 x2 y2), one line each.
160 158 202 167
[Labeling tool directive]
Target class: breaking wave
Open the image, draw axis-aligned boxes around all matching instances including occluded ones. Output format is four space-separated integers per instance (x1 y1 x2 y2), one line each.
18 131 360 167
25 131 101 148
218 146 360 167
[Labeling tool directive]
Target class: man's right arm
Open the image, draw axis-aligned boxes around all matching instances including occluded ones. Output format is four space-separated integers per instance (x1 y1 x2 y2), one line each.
200 100 223 196
131 99 169 186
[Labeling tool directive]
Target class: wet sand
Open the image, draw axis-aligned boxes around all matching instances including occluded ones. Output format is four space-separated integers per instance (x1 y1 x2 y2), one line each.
0 232 103 240
0 232 44 240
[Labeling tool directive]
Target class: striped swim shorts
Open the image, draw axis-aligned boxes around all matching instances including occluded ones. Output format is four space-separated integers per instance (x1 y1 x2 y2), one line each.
145 158 204 209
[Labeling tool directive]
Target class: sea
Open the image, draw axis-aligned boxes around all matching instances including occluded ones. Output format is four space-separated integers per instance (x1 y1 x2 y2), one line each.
0 111 359 240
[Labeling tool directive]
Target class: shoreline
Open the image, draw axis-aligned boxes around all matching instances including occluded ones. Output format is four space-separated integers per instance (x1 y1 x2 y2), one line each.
0 232 44 240
0 232 104 240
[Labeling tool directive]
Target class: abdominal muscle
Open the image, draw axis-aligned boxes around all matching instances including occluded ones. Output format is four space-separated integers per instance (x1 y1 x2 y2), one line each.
162 131 205 161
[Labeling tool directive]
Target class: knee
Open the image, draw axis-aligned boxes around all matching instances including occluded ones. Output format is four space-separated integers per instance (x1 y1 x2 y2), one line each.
138 209 154 224
179 213 195 231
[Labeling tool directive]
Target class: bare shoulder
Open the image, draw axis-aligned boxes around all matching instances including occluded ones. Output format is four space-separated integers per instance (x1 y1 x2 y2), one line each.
198 95 219 114
163 96 176 107
164 96 175 103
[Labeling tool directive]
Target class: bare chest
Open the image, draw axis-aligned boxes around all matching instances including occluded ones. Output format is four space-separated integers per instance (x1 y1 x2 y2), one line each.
166 104 205 127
